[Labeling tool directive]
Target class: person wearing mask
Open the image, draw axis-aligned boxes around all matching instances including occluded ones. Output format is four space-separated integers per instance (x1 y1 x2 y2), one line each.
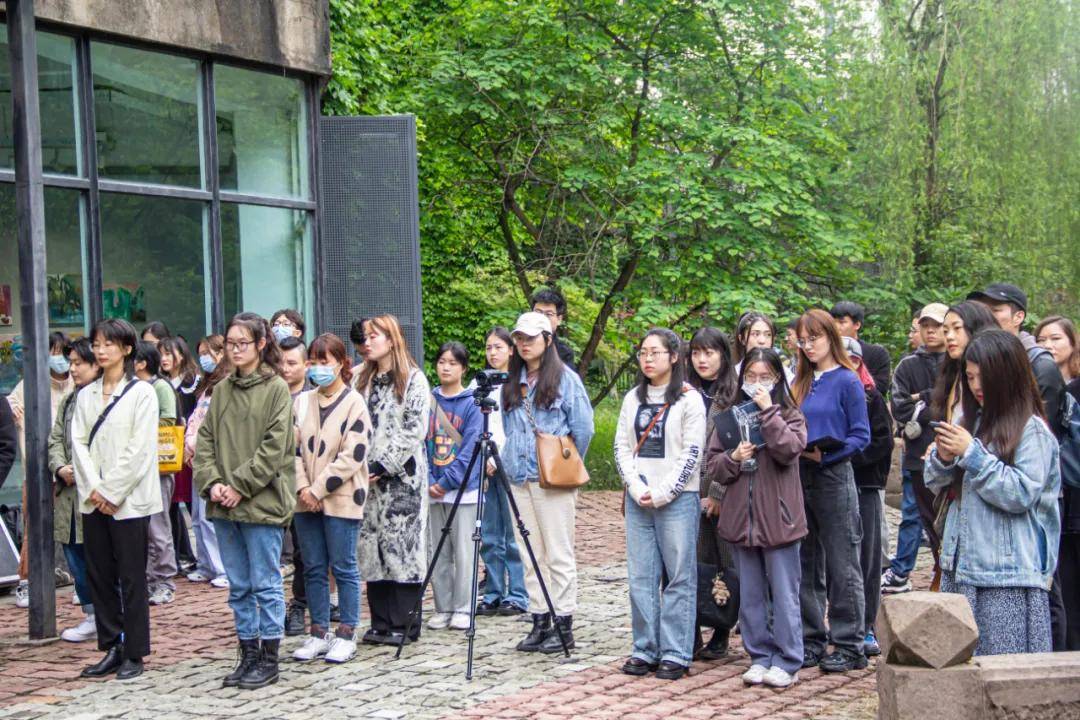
614 328 704 681
425 342 484 631
49 338 100 643
194 313 295 690
882 303 948 594
687 326 738 659
72 319 160 680
270 309 305 345
502 312 594 654
133 341 179 606
792 309 870 673
354 315 431 646
8 331 75 608
158 335 200 574
476 327 530 617
530 288 576 371
291 333 370 664
829 301 891 396
197 335 225 377
926 329 1060 655
707 347 807 688
845 338 894 657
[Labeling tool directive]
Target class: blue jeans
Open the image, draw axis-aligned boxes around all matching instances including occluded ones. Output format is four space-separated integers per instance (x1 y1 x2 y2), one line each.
480 479 528 608
62 543 93 616
625 490 698 667
213 519 286 641
890 470 923 577
293 512 361 630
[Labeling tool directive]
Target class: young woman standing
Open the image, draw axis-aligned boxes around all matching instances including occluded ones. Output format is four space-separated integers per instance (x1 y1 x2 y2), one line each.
707 348 807 689
792 309 870 673
926 330 1061 654
194 313 295 690
1036 316 1080 385
501 312 594 654
158 335 200 574
71 319 160 680
354 315 431 645
931 301 999 426
291 334 370 664
614 328 705 680
734 312 777 369
197 335 225 376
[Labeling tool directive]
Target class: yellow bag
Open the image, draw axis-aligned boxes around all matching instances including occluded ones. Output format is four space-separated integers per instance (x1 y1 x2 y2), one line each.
158 425 184 475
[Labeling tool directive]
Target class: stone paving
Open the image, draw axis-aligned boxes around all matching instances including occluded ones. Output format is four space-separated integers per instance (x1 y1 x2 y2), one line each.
0 491 933 719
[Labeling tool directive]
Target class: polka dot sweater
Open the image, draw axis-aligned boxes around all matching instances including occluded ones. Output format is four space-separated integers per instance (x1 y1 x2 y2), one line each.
293 386 372 520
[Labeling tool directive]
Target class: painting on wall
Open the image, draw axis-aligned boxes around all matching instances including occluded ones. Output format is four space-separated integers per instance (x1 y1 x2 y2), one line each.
102 283 146 325
47 273 84 327
0 285 11 327
0 334 22 396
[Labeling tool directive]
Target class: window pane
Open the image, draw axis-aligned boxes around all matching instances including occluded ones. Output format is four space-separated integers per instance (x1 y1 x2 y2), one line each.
221 204 312 325
216 65 308 198
0 28 81 174
93 42 201 187
101 194 207 343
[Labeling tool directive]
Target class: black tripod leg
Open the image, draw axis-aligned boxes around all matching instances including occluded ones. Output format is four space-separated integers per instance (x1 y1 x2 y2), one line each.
489 446 572 658
464 438 489 680
395 448 482 659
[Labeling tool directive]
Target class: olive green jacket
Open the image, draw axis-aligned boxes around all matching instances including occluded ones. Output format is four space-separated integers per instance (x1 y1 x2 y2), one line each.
47 390 81 544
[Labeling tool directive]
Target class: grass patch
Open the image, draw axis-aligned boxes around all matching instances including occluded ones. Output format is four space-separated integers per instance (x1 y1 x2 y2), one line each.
584 397 621 491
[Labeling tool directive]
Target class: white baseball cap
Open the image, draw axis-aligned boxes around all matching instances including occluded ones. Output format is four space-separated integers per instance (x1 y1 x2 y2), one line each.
512 312 553 338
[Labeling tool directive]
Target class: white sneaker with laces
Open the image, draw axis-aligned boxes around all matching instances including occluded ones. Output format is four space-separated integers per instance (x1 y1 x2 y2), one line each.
427 612 452 630
148 587 175 605
293 633 331 661
325 635 357 663
762 666 798 688
741 664 769 685
60 615 97 643
210 575 230 589
186 571 211 583
14 581 28 608
72 590 81 606
449 612 471 630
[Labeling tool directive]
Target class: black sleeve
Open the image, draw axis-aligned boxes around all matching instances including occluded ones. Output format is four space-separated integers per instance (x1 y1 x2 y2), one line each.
1068 378 1080 405
1033 355 1066 439
557 339 577 374
852 391 894 468
866 344 892 397
0 396 16 489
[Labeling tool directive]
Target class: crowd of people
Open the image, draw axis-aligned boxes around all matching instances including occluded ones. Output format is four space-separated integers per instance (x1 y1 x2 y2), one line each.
0 282 1076 691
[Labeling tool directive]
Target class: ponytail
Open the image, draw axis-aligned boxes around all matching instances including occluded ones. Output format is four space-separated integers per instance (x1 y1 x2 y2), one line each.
226 312 284 378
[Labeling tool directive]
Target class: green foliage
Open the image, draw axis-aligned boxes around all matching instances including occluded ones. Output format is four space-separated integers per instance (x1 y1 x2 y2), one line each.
583 398 621 491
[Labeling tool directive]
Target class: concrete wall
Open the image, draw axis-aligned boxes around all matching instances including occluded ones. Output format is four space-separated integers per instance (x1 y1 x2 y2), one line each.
26 0 330 76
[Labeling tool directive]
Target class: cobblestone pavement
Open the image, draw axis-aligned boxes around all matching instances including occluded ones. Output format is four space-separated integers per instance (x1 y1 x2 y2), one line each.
0 491 933 719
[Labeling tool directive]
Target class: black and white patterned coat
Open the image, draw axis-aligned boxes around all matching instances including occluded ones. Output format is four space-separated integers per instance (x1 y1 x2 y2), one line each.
358 368 431 583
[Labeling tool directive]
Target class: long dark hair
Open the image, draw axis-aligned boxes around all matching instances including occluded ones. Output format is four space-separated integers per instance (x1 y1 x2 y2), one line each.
226 312 283 377
158 335 199 387
1035 315 1080 379
502 331 565 411
960 330 1045 464
687 326 737 410
930 301 997 421
736 347 796 410
633 328 689 405
92 318 139 377
734 312 777 363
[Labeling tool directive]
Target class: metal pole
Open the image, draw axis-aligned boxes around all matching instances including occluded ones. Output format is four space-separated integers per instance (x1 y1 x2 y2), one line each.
7 0 57 640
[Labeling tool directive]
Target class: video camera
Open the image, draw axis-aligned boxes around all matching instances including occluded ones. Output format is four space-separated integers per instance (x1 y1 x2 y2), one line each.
473 369 509 390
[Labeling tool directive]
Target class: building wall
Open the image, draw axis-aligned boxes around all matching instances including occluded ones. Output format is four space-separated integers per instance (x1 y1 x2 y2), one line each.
31 0 330 75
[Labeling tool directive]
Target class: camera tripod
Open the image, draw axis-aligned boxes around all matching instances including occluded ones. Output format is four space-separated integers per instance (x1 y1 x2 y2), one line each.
395 384 571 679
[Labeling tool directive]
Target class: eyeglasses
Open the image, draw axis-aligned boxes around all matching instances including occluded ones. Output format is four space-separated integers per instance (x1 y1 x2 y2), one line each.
226 340 254 353
796 335 822 349
272 320 296 329
637 350 671 360
535 310 559 319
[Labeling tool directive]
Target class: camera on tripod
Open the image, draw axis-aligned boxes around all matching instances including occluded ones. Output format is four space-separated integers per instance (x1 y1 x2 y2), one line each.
472 369 508 393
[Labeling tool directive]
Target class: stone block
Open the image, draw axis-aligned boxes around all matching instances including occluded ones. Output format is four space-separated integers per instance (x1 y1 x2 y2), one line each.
878 591 978 668
877 663 984 720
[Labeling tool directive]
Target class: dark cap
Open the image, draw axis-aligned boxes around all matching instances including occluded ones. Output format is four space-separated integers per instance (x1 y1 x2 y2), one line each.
966 283 1027 312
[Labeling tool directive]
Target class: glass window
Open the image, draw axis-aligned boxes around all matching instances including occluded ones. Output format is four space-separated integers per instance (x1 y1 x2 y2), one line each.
100 194 207 343
0 29 81 174
216 65 308 199
221 204 313 325
92 42 201 187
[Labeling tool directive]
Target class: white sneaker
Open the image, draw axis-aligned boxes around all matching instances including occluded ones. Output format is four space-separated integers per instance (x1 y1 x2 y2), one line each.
72 590 81 606
60 615 97 643
449 612 471 630
148 587 175 605
762 666 798 688
325 635 357 663
14 581 28 608
741 664 769 685
186 571 211 583
427 612 452 630
293 632 331 662
210 575 230 589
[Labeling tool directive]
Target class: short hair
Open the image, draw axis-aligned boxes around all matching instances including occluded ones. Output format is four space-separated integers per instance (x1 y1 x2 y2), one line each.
49 331 71 355
308 333 353 386
92 319 139 376
141 321 170 340
134 340 162 376
529 288 567 317
349 317 370 345
270 308 305 335
436 341 469 369
67 337 95 366
829 301 865 326
279 335 307 359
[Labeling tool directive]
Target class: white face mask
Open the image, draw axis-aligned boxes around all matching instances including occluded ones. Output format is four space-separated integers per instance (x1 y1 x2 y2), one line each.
742 381 775 399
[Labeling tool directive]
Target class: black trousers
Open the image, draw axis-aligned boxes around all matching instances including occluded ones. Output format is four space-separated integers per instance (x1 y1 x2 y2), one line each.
908 470 941 564
1059 532 1080 651
83 510 150 660
289 521 306 607
857 488 883 631
367 580 422 638
170 501 195 568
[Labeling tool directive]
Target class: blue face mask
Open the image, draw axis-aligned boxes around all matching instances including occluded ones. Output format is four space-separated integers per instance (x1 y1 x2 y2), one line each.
272 325 294 343
307 364 338 387
199 355 217 373
49 354 70 375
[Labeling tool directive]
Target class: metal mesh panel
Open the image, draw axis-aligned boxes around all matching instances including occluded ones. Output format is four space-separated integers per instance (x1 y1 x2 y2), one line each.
317 115 423 360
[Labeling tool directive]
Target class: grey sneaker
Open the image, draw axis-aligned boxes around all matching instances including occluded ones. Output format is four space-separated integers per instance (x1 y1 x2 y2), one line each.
148 586 175 605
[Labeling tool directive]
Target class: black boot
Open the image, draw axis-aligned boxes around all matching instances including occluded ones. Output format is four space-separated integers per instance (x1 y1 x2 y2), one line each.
285 602 306 637
539 615 574 654
515 613 551 652
80 645 124 678
699 628 730 660
222 639 260 688
239 639 280 690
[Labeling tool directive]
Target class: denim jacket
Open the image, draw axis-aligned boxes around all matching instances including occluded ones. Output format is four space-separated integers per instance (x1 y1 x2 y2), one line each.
925 415 1061 590
501 367 595 485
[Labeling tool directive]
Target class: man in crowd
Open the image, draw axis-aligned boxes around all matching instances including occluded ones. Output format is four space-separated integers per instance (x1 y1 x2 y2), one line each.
830 301 891 395
530 288 576 371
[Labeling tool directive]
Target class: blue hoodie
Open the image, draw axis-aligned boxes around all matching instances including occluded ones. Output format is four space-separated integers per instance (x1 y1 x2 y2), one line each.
427 386 483 503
